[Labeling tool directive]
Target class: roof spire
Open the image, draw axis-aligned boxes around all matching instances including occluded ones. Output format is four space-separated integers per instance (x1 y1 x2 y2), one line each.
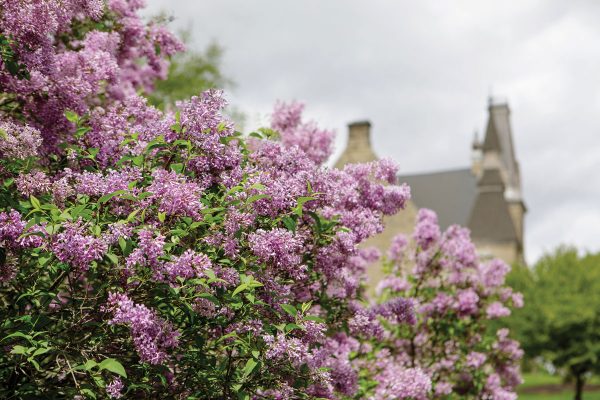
472 129 482 150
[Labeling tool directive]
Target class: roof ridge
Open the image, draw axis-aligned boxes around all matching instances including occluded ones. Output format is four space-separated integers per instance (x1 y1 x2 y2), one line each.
398 166 472 178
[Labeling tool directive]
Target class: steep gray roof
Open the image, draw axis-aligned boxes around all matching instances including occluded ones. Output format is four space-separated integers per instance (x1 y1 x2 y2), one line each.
398 168 478 230
468 189 519 242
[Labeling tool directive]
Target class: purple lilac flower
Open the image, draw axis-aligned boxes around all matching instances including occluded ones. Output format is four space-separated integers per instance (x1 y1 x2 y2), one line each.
511 292 524 308
440 225 477 268
16 171 51 197
0 120 42 160
264 334 312 368
435 381 453 396
52 220 107 272
106 377 124 399
387 233 408 262
413 209 441 250
456 288 480 316
158 249 211 283
348 307 384 340
480 258 511 287
248 228 305 278
0 210 26 247
271 101 334 164
374 298 417 325
486 302 511 319
373 365 431 400
107 292 179 365
486 373 517 400
147 169 204 220
466 351 487 368
376 276 410 296
126 229 165 272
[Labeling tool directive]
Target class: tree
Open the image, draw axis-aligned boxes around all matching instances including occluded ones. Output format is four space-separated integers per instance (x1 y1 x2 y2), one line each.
506 248 600 400
147 32 232 110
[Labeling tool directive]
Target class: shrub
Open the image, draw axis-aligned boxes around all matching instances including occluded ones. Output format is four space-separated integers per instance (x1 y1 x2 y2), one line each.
0 1 523 398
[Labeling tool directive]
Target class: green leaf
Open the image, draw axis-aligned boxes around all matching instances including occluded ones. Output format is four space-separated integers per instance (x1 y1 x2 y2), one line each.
118 236 127 253
158 212 166 223
293 196 315 217
282 215 297 232
198 293 220 305
301 301 312 314
170 163 184 174
80 388 97 399
247 194 270 204
98 358 127 378
232 283 249 297
75 126 90 138
242 358 258 377
31 347 50 357
1 331 33 343
30 195 41 210
98 189 127 204
131 155 144 167
29 359 41 371
106 253 118 265
285 323 304 333
307 211 323 234
280 304 297 317
126 209 140 222
82 359 97 371
10 345 28 355
65 110 79 123
304 315 326 323
204 269 217 280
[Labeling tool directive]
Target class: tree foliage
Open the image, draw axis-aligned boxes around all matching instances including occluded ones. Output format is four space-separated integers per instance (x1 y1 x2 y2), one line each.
505 248 600 400
148 36 232 110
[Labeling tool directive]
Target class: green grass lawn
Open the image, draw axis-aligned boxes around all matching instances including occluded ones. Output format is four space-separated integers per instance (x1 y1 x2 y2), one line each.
519 392 600 400
518 372 600 400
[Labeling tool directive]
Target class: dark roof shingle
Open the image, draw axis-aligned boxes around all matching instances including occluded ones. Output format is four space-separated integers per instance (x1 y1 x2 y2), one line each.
398 168 478 230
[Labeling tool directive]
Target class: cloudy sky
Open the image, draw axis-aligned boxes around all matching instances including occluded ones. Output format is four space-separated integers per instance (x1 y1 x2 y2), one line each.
145 0 600 264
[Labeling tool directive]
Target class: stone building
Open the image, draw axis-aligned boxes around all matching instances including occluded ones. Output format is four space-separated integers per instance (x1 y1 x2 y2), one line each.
334 100 526 285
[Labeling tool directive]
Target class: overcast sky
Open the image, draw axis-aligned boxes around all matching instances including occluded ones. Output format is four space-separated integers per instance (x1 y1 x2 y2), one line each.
145 0 600 264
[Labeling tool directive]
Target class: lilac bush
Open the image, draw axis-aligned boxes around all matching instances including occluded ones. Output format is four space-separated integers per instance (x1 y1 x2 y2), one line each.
370 209 524 399
0 1 523 398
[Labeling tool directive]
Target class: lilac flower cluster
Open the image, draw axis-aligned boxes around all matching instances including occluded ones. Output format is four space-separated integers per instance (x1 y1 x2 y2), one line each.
106 292 180 365
0 0 183 152
157 249 211 283
271 101 334 164
105 377 124 399
374 297 417 325
126 229 165 273
413 208 441 251
52 220 108 272
147 169 204 220
372 362 432 400
0 119 42 160
248 228 305 279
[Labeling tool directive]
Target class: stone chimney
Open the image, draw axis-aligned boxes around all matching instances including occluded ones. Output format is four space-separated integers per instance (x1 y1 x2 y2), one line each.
334 120 379 168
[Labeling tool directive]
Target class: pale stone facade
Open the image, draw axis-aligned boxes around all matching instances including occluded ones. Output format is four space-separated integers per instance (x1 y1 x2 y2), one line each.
334 100 526 286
